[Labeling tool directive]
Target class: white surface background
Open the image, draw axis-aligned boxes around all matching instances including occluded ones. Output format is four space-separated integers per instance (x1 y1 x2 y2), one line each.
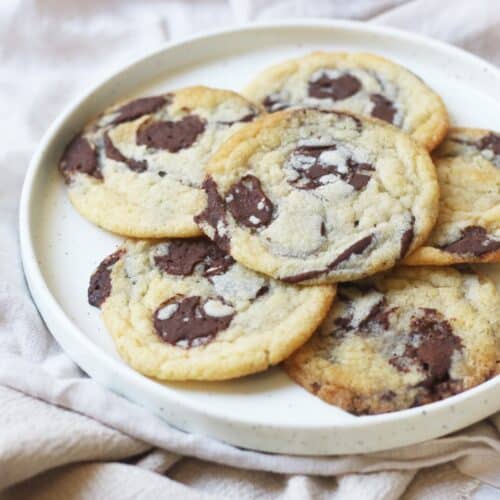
1 0 500 498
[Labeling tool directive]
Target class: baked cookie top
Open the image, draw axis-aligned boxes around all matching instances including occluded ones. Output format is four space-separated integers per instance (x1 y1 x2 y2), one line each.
284 266 498 414
89 237 335 381
405 128 500 266
59 87 262 238
243 52 449 151
195 108 439 285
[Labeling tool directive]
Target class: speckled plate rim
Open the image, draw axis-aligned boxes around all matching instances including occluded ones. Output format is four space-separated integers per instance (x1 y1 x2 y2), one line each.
19 19 500 456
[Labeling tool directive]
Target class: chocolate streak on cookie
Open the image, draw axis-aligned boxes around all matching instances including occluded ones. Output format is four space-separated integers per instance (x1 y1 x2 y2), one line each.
449 132 500 159
153 295 234 348
440 226 500 256
136 115 206 153
104 133 147 172
226 175 274 229
370 94 397 124
111 96 167 125
218 112 258 125
308 73 361 100
88 249 125 307
262 95 289 112
400 216 415 258
328 235 374 269
59 135 100 183
281 269 327 284
281 234 374 283
195 177 230 252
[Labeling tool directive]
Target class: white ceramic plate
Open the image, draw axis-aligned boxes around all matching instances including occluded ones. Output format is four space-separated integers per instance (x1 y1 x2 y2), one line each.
20 20 500 455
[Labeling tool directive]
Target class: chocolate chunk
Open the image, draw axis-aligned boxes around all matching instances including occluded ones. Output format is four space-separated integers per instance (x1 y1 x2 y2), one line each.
413 379 464 406
441 226 500 256
155 239 211 276
358 298 394 331
239 112 257 123
450 133 500 159
111 96 167 125
333 315 353 330
88 250 124 307
290 146 340 189
136 115 206 152
370 94 397 124
400 216 415 258
348 170 372 190
392 308 462 387
59 135 100 183
262 95 289 112
202 244 235 277
287 145 375 191
154 238 234 277
226 175 274 229
104 133 147 172
308 73 361 100
329 235 374 269
333 292 395 334
293 144 333 159
195 177 230 252
153 295 234 348
478 133 500 156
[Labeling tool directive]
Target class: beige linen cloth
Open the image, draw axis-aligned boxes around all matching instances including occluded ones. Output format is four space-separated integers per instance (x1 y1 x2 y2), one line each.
1 1 500 498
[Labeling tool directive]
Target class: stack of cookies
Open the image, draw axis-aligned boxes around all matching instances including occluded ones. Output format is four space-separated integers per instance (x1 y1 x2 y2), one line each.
59 52 500 415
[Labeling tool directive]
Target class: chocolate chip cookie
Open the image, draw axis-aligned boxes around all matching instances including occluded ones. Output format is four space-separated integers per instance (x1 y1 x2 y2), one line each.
405 128 500 265
284 267 498 414
59 87 262 238
89 237 334 380
243 52 449 151
195 108 439 285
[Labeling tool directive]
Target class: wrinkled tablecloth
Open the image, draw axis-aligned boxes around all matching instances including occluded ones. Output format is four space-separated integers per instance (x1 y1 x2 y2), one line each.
1 1 500 498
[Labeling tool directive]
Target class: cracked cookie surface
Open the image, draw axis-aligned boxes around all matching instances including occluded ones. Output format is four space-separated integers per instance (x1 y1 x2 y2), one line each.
196 108 439 284
89 238 334 380
405 128 500 266
284 267 498 414
243 52 448 151
59 87 262 238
